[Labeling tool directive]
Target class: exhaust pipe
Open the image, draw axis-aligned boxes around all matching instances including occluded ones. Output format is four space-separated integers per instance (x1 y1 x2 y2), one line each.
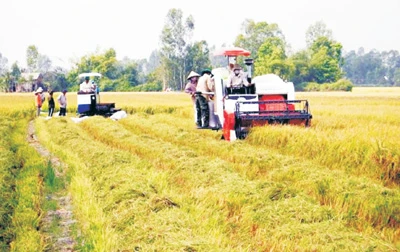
244 58 254 78
244 58 254 84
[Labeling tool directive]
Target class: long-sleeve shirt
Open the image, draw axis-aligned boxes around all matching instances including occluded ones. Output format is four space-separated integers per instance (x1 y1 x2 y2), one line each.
184 81 197 103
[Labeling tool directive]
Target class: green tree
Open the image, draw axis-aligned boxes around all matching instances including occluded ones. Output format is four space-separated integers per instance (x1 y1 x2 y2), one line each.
289 50 312 85
234 19 285 61
72 48 117 78
68 48 118 89
133 66 163 91
115 59 140 91
342 48 392 85
160 8 195 90
8 62 21 92
255 37 293 80
44 67 68 92
185 40 211 76
66 48 147 91
381 50 400 85
26 45 39 72
309 37 343 83
68 50 107 91
11 62 21 80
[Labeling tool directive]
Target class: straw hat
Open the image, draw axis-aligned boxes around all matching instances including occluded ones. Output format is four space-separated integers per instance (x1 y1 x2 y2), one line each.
187 71 200 80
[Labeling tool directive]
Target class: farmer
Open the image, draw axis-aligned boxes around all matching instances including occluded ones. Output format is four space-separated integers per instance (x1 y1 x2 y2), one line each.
48 90 55 117
184 71 201 126
34 87 44 116
57 89 67 116
227 64 249 89
195 68 215 128
80 76 95 93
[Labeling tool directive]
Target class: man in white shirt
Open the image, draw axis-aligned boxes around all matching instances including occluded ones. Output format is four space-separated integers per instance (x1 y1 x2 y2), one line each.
80 76 95 93
227 64 249 88
57 89 67 116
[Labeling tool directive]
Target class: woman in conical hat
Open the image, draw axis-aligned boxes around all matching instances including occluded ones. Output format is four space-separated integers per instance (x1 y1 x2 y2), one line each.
34 87 44 117
187 71 200 80
185 71 201 126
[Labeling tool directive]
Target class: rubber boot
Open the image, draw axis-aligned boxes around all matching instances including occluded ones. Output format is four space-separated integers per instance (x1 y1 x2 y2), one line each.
202 113 209 128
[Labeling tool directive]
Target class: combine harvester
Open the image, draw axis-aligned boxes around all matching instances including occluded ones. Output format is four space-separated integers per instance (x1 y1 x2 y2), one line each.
76 73 121 118
203 47 312 141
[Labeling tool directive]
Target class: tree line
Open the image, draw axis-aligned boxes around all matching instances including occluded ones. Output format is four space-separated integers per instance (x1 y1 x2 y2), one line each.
1 9 399 93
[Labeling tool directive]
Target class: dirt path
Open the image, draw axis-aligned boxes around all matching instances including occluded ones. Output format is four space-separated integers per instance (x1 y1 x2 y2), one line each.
27 120 77 252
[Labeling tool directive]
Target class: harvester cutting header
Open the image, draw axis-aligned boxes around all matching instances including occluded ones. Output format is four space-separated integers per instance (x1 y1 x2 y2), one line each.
197 47 312 141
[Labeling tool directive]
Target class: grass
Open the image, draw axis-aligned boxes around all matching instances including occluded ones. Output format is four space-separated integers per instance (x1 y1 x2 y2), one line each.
1 88 400 251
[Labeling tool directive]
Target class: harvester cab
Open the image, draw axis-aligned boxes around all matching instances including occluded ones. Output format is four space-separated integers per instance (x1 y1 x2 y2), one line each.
77 73 120 117
203 47 312 141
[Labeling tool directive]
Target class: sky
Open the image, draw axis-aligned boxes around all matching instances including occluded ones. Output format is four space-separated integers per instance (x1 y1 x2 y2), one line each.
1 0 399 69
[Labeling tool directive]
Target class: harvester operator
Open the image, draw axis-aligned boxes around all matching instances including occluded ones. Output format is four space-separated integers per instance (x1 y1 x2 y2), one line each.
80 76 96 93
227 64 249 89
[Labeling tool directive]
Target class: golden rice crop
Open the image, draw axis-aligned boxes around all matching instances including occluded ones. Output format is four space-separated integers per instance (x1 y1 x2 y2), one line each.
0 115 46 251
2 87 400 251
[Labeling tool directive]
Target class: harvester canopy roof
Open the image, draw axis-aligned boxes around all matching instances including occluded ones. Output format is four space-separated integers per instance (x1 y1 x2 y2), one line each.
78 73 102 79
214 47 251 57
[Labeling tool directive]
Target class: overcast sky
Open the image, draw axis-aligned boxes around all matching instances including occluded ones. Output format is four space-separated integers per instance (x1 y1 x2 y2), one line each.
1 0 399 69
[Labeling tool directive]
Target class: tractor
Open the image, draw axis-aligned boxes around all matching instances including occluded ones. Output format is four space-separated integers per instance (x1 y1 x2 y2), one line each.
76 73 120 117
202 47 312 141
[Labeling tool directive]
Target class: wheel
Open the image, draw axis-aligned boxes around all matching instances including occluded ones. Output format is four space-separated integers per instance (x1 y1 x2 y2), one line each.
235 117 246 139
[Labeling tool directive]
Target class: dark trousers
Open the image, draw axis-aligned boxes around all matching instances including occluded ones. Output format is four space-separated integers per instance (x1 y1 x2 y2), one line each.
195 95 209 127
59 107 66 116
48 107 54 117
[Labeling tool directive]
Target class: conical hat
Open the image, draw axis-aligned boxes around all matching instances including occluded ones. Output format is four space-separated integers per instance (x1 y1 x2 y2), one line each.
187 71 200 80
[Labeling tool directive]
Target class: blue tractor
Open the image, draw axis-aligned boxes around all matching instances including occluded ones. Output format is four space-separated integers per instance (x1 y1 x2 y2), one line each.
76 73 119 117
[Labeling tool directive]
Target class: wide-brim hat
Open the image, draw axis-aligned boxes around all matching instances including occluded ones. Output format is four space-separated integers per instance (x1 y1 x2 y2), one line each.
187 71 200 80
36 87 43 93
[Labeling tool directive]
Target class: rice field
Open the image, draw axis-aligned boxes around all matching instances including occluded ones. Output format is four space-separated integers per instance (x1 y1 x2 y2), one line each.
0 87 399 251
